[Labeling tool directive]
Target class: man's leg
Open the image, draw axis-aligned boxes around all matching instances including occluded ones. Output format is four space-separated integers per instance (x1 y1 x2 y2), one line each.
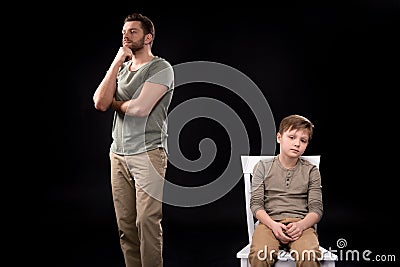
127 148 167 267
110 152 141 267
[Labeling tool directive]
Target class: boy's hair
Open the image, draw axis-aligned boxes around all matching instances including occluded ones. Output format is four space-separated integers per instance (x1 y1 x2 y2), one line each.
124 13 155 45
278 114 314 140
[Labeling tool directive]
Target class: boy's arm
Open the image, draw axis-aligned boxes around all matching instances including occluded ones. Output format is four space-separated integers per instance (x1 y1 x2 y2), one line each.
250 161 294 243
285 166 323 239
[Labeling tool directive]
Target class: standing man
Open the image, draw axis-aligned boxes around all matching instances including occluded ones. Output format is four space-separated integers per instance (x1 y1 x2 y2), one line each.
93 12 174 267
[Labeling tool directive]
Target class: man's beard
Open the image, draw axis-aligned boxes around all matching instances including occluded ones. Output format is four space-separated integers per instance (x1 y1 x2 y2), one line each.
130 38 146 53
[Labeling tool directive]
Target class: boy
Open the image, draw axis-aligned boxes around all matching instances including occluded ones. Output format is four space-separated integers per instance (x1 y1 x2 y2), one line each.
248 114 323 267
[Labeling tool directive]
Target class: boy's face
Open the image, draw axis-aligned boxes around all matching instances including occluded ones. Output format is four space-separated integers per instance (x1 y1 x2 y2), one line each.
277 128 310 158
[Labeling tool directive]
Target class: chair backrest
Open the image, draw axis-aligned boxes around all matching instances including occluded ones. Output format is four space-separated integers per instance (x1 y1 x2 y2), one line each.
240 155 321 244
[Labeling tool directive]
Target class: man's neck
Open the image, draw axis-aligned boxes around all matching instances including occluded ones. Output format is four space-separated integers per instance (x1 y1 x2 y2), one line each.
130 50 154 71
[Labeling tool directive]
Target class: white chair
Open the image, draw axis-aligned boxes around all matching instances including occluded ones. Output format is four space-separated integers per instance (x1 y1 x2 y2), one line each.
236 155 337 267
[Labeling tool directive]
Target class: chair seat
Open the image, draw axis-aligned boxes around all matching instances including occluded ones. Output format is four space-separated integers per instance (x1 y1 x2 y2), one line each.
236 243 250 259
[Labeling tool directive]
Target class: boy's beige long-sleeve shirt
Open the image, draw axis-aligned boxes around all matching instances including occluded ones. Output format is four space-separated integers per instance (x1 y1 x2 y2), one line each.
250 156 323 221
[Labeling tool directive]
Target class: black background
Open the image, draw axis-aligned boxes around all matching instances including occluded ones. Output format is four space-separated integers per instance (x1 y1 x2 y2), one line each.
52 1 399 266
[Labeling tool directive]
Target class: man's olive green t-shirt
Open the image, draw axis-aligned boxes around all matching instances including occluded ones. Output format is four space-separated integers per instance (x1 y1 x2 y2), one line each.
110 56 174 155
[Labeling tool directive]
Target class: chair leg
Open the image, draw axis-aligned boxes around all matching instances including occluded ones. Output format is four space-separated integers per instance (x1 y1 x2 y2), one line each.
240 258 249 267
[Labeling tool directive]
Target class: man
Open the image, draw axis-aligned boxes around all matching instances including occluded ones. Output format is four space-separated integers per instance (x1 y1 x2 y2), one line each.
93 12 174 267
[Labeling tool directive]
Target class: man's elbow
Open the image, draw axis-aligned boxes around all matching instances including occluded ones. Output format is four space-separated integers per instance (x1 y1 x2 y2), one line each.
94 101 110 112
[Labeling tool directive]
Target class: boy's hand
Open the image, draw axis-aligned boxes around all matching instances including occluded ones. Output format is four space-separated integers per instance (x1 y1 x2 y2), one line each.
285 221 304 240
271 222 294 244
